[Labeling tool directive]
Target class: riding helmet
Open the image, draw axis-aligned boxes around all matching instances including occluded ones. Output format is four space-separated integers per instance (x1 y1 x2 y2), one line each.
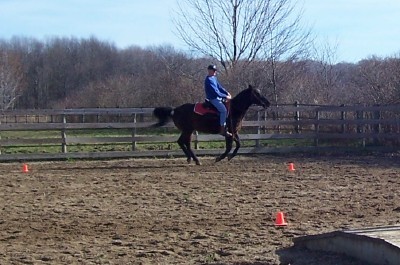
207 64 217 71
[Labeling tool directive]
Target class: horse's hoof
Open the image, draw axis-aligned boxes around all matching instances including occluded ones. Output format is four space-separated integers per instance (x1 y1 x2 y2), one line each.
195 161 201 166
215 157 222 163
187 158 192 164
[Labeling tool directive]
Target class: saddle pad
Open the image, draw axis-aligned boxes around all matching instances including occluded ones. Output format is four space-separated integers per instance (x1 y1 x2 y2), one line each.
193 102 218 115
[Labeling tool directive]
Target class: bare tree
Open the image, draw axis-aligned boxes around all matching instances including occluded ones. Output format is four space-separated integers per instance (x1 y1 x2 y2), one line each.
356 56 400 105
309 41 342 104
0 50 23 110
173 0 312 102
175 0 311 66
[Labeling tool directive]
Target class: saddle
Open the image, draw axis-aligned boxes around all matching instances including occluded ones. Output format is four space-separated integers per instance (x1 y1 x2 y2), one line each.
193 99 230 116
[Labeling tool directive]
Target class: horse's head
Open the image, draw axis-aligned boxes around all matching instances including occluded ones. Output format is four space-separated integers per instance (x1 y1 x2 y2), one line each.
248 85 271 108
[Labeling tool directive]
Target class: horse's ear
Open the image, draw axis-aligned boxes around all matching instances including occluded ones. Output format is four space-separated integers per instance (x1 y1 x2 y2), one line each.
248 85 253 89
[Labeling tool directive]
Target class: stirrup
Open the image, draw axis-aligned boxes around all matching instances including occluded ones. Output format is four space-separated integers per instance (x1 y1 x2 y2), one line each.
220 129 232 137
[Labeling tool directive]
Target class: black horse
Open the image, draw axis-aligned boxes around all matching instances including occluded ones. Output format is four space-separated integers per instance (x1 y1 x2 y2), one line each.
152 85 270 165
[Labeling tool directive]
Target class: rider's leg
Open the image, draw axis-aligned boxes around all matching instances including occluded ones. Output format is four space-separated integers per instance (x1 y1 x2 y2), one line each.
209 99 232 136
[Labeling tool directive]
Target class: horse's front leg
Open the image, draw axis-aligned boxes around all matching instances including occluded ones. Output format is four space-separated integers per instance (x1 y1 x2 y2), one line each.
228 134 240 161
215 135 233 162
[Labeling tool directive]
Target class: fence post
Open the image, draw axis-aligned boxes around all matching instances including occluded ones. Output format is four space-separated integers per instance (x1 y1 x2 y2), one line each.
0 119 2 155
314 110 320 147
263 109 268 134
194 131 199 149
132 113 137 151
340 104 346 133
356 110 366 147
294 101 300 133
272 105 281 133
61 114 67 153
373 105 381 145
256 111 261 147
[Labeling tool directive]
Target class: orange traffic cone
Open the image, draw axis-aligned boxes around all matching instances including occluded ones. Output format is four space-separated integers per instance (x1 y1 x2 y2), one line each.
275 211 288 226
22 164 29 173
288 162 295 171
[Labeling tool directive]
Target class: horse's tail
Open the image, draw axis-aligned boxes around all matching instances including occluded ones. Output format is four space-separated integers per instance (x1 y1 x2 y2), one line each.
152 107 173 127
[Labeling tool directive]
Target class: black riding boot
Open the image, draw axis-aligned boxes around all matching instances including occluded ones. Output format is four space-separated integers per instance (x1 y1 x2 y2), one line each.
219 126 232 137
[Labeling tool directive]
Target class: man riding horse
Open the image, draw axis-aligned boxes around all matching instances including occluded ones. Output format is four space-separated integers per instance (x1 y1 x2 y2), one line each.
152 80 270 165
204 64 232 137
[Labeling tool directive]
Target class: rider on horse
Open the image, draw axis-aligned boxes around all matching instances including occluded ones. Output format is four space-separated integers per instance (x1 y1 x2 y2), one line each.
204 64 232 137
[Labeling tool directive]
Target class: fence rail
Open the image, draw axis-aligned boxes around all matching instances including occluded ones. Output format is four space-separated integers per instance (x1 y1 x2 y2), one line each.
0 104 399 161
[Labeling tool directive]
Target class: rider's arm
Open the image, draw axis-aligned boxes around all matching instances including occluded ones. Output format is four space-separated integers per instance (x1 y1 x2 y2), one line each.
205 77 229 99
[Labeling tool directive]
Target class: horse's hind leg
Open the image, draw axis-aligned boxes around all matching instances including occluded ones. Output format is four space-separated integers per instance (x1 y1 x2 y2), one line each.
177 133 192 163
178 132 201 165
184 134 201 165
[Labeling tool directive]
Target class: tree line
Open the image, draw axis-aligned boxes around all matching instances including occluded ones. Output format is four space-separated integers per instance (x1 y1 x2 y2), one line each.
0 36 400 110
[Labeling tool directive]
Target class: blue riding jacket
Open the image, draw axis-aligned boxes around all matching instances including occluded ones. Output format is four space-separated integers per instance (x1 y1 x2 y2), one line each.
204 75 229 100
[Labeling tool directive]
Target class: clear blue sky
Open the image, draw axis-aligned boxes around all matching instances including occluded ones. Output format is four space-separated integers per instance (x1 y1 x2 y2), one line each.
0 0 399 63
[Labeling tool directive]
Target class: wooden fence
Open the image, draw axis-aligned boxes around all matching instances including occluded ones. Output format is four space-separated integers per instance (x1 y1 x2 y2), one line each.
0 104 399 161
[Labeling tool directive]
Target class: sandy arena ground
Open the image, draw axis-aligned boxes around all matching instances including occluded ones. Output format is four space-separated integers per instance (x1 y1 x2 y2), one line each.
1 154 400 264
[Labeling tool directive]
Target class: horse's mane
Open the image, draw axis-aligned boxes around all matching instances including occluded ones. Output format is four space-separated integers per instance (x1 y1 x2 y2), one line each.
231 86 254 111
